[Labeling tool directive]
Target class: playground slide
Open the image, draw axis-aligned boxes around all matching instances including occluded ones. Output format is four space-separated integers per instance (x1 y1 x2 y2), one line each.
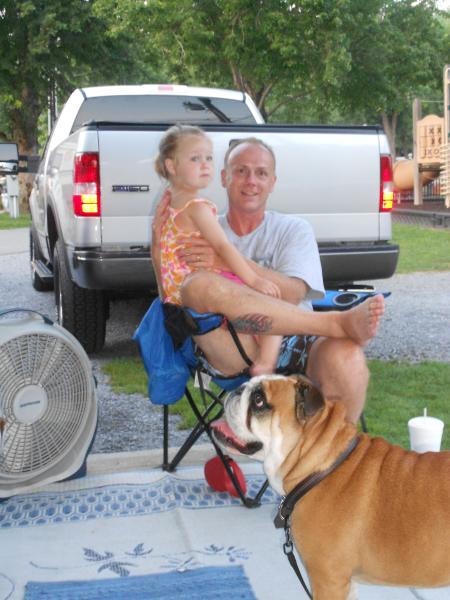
393 159 438 191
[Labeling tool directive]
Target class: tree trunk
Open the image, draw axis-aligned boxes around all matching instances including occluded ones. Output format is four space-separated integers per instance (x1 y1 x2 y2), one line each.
10 83 41 211
381 112 398 158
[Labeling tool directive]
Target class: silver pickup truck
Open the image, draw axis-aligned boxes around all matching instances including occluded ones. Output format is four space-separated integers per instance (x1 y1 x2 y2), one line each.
26 84 398 353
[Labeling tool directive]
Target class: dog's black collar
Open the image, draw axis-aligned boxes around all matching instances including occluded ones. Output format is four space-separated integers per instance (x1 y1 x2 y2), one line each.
274 435 360 529
273 436 360 600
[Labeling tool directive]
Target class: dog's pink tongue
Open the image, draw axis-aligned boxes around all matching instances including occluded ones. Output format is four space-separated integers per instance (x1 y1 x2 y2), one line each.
211 419 235 438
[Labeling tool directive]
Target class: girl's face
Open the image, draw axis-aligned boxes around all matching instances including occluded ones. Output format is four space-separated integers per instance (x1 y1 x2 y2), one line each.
165 135 214 191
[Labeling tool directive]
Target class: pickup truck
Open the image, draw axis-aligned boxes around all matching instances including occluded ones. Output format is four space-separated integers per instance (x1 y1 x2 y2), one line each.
24 84 398 353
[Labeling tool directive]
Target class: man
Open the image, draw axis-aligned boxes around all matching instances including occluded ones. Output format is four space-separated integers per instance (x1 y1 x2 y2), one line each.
152 138 383 422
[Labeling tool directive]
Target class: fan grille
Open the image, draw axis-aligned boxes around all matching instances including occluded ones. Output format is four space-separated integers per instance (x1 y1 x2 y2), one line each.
0 331 92 476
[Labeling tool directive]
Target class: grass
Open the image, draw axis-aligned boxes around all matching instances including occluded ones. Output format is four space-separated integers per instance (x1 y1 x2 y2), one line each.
392 223 450 273
102 357 450 450
365 360 450 450
0 211 31 229
102 357 220 429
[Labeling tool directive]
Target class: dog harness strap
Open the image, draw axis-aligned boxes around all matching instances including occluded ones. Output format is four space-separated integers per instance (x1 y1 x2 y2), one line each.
283 525 313 599
274 436 360 599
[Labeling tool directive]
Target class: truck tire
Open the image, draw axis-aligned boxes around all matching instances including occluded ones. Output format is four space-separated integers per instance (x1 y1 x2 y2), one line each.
30 228 53 291
53 239 107 353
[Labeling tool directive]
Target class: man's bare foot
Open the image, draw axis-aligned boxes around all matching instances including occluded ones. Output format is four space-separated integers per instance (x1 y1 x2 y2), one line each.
340 295 385 345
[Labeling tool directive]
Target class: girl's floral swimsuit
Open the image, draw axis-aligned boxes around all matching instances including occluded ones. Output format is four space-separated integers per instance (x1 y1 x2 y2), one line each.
160 198 218 305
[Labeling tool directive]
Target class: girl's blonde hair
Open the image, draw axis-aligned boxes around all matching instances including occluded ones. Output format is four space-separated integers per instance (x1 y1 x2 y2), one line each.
155 124 207 179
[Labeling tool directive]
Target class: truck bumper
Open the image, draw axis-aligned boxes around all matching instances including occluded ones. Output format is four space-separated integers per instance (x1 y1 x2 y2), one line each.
68 242 399 292
319 242 400 286
69 248 156 290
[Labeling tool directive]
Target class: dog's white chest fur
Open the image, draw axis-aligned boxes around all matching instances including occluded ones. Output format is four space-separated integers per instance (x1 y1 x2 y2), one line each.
261 415 285 495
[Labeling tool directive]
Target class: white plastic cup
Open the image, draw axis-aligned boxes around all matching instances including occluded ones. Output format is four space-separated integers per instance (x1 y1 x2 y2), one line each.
408 414 444 453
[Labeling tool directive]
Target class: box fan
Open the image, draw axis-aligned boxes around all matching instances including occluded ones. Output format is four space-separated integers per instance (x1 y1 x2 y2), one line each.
0 309 97 498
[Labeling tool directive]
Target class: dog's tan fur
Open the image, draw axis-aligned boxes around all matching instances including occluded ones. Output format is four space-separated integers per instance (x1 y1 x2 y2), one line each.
213 375 450 600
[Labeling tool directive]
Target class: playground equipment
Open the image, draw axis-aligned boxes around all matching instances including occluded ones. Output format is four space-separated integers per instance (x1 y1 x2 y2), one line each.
393 159 436 192
394 65 450 208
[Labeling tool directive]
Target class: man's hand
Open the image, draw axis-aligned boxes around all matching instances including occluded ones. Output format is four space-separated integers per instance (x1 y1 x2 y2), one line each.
251 277 281 298
177 234 226 271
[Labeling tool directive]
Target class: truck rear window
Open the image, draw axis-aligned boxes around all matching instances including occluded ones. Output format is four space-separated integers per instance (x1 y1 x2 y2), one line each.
71 95 257 132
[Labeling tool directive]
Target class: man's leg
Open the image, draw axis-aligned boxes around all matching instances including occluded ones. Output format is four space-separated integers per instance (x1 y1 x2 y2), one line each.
181 271 384 346
193 327 259 376
306 337 369 423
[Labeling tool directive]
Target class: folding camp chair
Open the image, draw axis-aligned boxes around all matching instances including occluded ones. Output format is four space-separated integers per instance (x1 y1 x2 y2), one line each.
133 297 269 508
134 288 389 507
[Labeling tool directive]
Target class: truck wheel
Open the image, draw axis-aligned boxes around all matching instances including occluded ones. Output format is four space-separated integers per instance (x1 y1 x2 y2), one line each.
30 229 53 291
53 239 108 353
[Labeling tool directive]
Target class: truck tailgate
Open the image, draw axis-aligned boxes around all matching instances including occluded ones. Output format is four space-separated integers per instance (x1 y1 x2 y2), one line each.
98 124 385 246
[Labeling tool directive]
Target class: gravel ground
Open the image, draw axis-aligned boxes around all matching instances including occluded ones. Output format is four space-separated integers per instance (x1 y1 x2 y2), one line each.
1 238 449 455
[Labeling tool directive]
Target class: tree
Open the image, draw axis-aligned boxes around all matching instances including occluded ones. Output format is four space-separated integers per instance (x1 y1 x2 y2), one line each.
337 0 449 156
0 0 143 201
102 0 356 121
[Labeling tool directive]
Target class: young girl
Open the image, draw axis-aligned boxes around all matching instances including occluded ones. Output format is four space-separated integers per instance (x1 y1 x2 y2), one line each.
155 124 282 375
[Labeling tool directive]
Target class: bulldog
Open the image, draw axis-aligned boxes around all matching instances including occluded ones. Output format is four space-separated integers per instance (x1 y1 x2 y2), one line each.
211 374 450 600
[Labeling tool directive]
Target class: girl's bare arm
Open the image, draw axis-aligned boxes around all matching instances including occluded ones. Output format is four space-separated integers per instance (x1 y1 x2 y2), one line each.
187 202 280 297
151 191 171 298
178 233 307 305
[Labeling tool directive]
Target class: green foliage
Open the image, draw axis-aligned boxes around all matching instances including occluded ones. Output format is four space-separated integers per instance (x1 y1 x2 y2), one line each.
393 223 450 273
99 0 355 119
336 0 449 154
366 360 450 450
1 0 448 157
0 0 144 153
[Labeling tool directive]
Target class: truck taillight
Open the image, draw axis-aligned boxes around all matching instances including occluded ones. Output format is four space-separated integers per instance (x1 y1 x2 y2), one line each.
73 153 101 216
380 155 393 212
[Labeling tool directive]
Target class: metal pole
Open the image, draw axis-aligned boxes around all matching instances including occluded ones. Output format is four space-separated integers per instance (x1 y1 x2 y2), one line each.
412 98 423 206
6 175 19 218
443 65 450 208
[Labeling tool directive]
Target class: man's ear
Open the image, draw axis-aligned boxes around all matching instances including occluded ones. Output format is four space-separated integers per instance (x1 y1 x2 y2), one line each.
220 168 228 188
294 376 324 422
268 173 277 194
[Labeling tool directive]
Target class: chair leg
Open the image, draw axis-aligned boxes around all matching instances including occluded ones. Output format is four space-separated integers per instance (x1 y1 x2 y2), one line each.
184 384 269 508
162 385 224 472
163 405 169 470
162 380 269 508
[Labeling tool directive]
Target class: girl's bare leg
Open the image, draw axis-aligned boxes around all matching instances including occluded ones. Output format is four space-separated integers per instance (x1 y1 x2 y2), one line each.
250 335 283 376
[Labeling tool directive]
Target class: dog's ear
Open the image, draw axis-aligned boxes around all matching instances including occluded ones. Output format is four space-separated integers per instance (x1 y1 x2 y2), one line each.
294 376 324 422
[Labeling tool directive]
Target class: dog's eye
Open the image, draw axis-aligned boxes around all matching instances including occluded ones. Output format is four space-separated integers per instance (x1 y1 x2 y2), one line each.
252 390 266 410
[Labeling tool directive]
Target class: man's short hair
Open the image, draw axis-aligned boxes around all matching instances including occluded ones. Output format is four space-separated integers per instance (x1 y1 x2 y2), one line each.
223 137 276 172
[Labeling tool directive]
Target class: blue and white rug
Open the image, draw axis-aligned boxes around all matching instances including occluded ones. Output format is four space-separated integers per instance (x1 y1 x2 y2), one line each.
0 462 287 600
1 460 449 599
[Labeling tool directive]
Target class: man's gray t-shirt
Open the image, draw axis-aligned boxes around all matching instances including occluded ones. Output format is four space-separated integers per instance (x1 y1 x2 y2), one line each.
219 211 325 311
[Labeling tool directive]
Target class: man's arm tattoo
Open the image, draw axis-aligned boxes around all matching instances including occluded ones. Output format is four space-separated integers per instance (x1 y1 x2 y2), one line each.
230 314 273 334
